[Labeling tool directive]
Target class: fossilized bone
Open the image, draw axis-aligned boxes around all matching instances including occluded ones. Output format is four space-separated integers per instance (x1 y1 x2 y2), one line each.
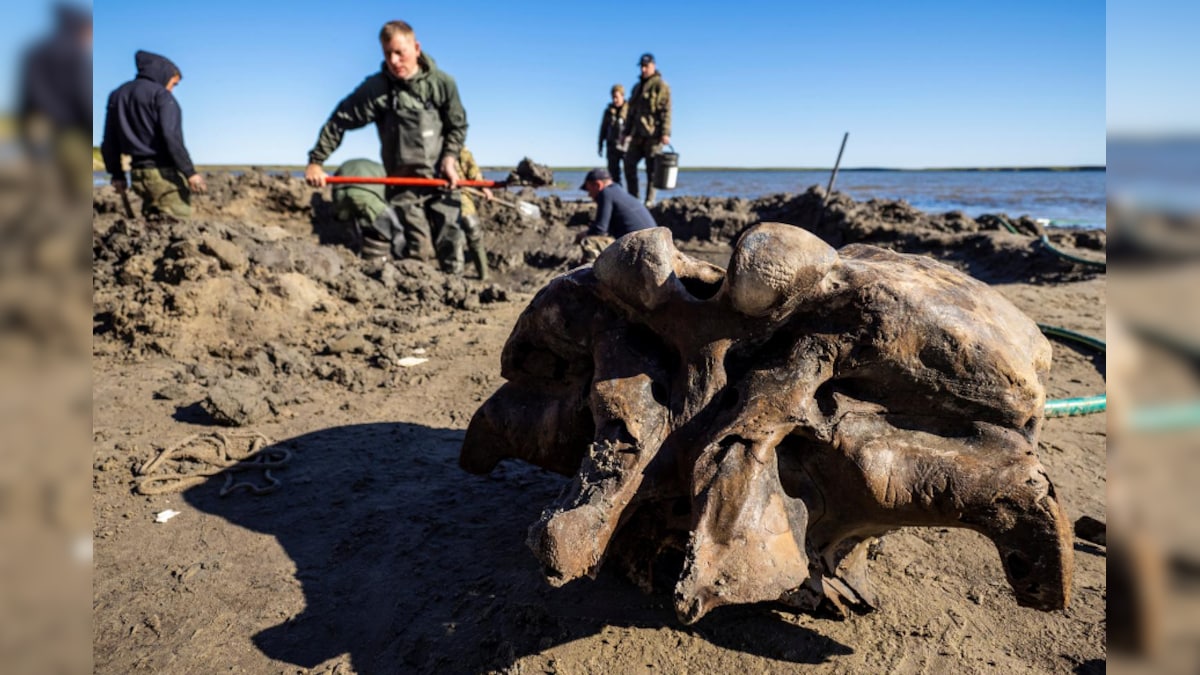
461 223 1072 624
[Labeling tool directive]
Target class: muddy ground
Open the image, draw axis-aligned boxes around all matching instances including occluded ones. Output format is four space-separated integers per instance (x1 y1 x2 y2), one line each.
93 171 1106 674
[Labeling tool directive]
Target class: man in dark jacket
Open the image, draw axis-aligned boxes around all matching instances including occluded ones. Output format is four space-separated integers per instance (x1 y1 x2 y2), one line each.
18 3 93 201
597 84 627 186
575 168 656 260
621 53 671 206
304 20 469 274
101 50 206 219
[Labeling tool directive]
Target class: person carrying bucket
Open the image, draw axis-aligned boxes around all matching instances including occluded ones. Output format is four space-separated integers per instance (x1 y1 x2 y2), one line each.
304 20 470 274
620 52 671 206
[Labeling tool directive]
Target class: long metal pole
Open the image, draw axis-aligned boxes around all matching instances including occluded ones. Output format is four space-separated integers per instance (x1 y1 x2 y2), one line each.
825 132 849 197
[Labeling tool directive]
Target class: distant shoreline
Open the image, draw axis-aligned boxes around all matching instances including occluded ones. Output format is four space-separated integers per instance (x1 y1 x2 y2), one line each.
89 148 1104 174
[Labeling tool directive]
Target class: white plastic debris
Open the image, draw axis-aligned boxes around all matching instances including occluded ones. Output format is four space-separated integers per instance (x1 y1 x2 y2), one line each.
397 357 429 367
412 348 427 355
73 535 93 564
155 509 182 523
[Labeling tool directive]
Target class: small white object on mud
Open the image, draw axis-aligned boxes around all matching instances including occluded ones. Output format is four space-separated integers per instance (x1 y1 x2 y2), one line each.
397 357 429 367
155 509 182 523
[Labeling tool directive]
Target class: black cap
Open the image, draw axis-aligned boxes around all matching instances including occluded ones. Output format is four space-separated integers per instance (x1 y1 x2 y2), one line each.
639 52 655 66
579 168 611 189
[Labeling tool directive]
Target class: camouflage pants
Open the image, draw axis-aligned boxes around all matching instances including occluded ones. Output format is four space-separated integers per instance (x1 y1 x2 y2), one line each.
623 137 661 204
20 115 92 203
579 235 615 263
366 188 464 274
606 148 625 186
56 129 93 203
131 167 192 220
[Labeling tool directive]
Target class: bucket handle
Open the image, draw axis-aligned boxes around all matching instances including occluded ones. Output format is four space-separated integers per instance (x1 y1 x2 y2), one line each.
660 143 676 154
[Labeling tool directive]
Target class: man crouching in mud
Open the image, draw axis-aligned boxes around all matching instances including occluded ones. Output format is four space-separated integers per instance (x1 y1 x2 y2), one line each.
304 20 469 273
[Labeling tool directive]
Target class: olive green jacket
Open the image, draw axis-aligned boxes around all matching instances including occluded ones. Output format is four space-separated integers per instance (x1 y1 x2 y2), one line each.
332 158 387 222
598 101 628 152
307 53 468 178
626 72 670 139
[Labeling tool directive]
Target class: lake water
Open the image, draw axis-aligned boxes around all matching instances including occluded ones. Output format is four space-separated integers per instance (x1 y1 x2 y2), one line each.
493 169 1105 230
94 168 1106 229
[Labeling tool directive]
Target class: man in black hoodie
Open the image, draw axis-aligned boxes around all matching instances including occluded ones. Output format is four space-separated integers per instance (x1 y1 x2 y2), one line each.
100 50 207 219
18 3 93 201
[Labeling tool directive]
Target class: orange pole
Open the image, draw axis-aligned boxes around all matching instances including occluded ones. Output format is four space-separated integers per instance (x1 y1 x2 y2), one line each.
322 176 503 188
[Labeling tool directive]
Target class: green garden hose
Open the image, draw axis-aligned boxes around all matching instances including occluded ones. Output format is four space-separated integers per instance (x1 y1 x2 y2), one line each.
1038 234 1106 270
992 214 1106 269
1037 323 1107 418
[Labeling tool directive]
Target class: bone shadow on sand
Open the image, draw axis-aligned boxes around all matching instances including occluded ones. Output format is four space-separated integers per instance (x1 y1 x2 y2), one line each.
183 422 852 673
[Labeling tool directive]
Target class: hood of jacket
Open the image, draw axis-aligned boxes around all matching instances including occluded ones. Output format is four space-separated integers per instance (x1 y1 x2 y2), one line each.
135 50 180 87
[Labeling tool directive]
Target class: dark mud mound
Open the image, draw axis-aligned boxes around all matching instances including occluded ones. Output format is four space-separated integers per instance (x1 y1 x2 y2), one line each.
92 173 1104 406
506 157 555 187
648 186 1105 283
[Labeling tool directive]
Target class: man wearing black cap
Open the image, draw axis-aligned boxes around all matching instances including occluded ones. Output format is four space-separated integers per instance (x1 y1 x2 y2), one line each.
620 52 671 206
575 167 657 260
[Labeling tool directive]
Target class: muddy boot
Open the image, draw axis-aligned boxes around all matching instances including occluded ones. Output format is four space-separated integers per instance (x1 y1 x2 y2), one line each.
360 233 392 261
471 241 490 281
644 185 657 207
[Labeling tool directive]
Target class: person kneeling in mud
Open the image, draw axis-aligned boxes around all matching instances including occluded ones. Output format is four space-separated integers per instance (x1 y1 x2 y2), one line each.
457 146 493 280
330 159 399 257
576 168 656 261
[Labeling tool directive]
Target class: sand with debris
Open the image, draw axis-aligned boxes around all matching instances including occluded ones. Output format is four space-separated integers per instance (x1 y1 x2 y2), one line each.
93 171 1105 674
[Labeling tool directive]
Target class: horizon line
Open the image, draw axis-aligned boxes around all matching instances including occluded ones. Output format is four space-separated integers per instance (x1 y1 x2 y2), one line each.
164 163 1106 173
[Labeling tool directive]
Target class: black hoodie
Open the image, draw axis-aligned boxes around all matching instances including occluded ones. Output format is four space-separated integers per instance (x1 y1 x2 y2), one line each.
100 50 196 178
18 4 92 132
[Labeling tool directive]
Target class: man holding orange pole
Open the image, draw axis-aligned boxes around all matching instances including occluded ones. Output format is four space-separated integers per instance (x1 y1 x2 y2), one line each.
304 20 468 271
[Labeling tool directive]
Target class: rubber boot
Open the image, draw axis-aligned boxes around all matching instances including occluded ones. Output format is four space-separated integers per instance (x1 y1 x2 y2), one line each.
360 233 392 261
471 241 490 281
644 185 657 208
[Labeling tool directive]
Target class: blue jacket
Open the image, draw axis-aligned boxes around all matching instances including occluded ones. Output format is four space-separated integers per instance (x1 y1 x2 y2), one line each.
101 50 195 177
588 184 657 238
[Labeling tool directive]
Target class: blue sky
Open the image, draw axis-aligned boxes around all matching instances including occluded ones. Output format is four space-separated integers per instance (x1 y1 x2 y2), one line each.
1107 0 1200 135
16 1 1110 167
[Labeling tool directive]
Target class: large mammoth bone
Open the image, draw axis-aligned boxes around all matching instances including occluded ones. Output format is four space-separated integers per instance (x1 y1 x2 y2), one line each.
460 224 1072 624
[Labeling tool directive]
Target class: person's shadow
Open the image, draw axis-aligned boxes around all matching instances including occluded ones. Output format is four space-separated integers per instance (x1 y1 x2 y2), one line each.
184 422 851 673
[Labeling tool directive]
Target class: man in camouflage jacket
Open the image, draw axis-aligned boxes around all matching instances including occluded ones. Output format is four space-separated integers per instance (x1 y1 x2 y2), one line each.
457 146 492 280
598 84 627 186
304 20 469 273
621 52 671 206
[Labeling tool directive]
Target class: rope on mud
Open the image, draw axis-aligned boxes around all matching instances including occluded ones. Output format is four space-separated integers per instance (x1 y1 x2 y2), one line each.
994 215 1107 270
1038 324 1107 418
135 431 290 496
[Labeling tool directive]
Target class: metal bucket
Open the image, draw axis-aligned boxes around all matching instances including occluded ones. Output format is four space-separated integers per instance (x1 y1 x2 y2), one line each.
653 145 679 190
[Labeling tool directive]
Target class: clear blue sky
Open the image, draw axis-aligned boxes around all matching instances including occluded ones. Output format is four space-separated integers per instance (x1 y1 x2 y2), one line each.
41 1 1111 167
1107 0 1200 135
